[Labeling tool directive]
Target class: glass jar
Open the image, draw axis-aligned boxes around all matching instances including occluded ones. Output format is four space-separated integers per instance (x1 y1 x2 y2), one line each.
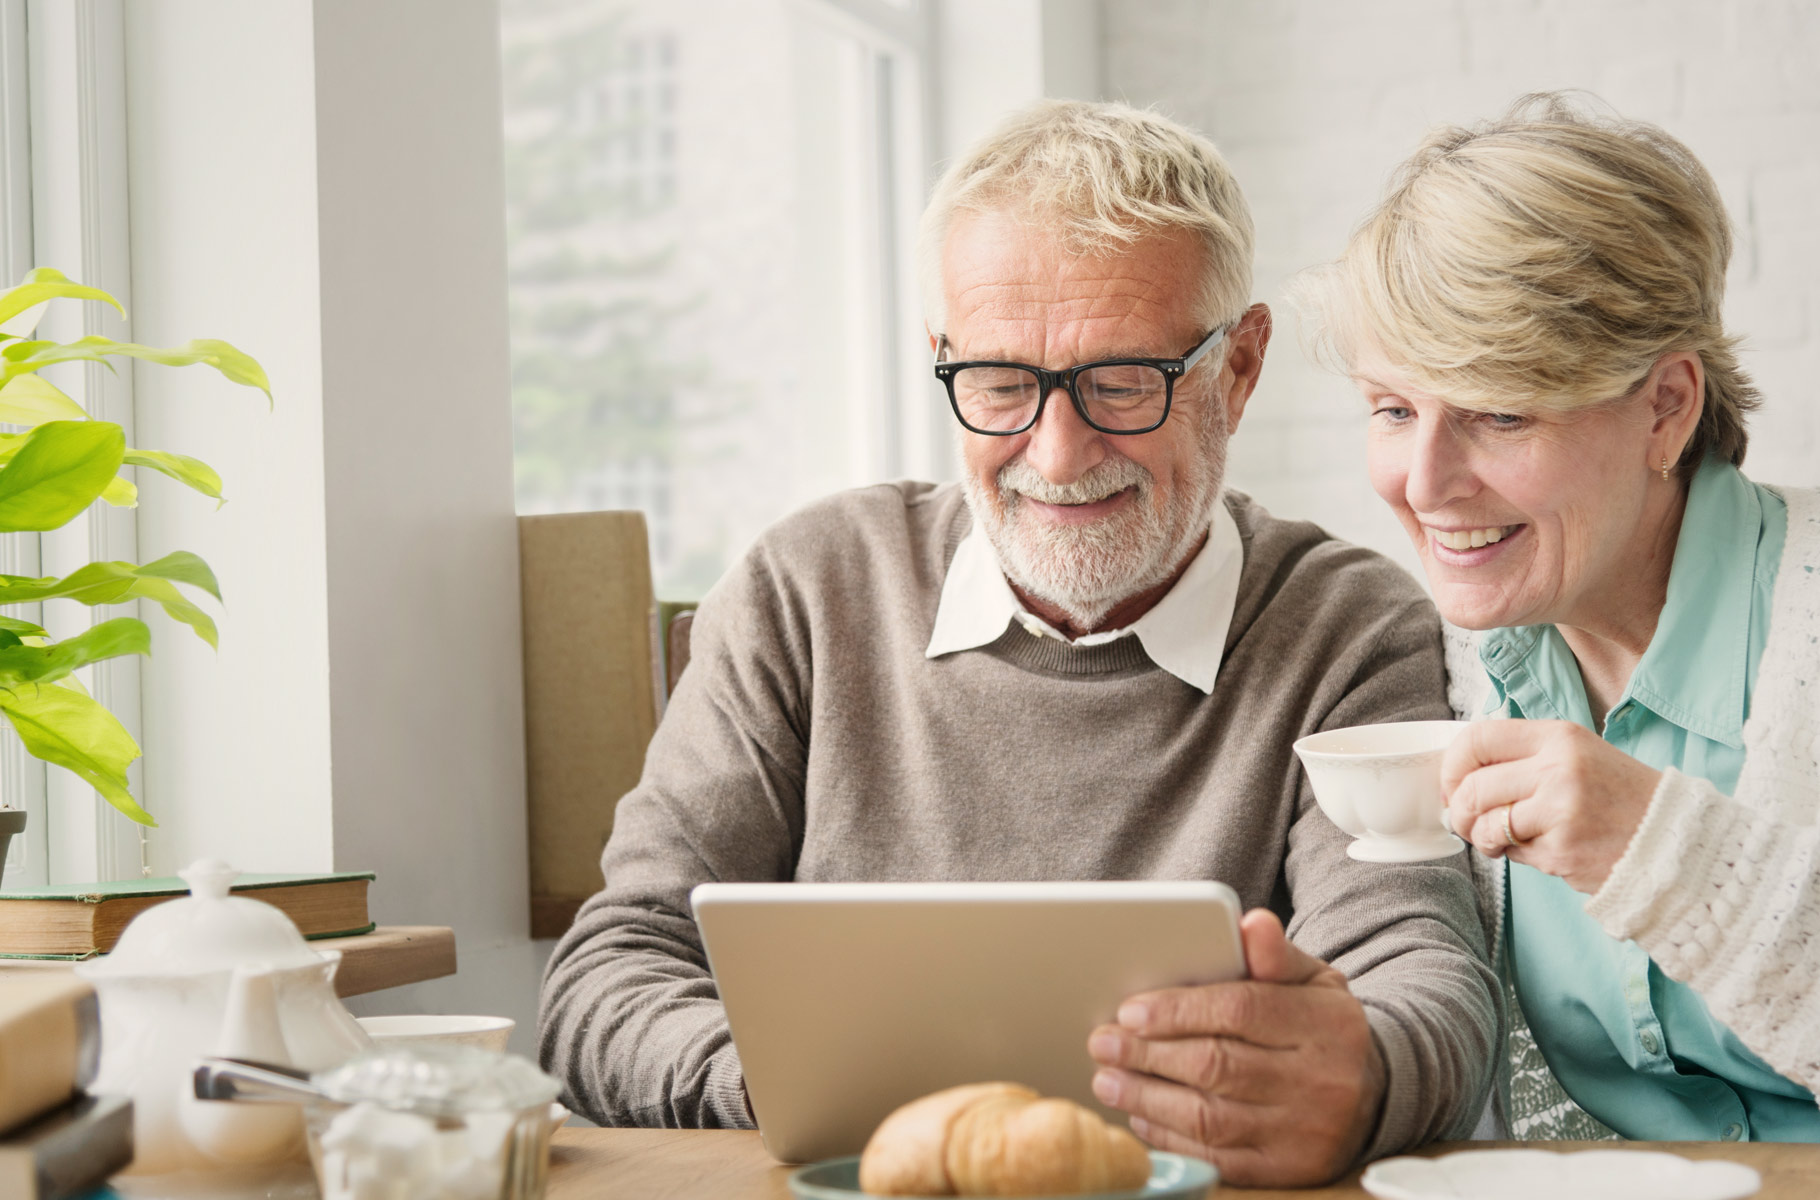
304 1044 564 1200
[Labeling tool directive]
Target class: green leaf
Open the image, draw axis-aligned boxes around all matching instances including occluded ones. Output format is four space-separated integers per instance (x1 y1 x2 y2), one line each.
131 577 218 648
0 616 48 639
0 375 89 426
1 336 271 405
0 617 150 688
0 555 220 647
133 550 223 603
0 269 125 334
123 449 223 503
101 474 137 508
0 680 150 825
0 421 124 532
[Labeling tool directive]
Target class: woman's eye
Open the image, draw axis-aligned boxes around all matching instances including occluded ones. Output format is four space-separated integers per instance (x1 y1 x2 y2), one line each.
1370 405 1413 422
1482 412 1526 428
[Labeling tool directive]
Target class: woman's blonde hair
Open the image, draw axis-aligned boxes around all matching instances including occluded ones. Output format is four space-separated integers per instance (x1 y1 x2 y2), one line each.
1295 92 1757 475
918 100 1254 336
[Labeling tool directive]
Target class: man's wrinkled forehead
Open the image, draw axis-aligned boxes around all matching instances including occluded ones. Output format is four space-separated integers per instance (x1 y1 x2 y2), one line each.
939 208 1205 357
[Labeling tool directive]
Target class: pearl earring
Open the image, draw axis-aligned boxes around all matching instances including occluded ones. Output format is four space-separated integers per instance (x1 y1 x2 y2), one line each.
1660 455 1671 482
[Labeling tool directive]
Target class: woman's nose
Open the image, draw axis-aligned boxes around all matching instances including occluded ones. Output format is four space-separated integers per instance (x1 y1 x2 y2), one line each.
1021 385 1105 484
1404 416 1476 512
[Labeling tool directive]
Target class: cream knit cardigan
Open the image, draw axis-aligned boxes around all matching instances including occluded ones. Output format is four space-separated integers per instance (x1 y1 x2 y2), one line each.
1447 483 1820 1139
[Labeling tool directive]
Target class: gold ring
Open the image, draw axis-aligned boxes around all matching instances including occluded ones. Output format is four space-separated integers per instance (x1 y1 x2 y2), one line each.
1501 804 1523 849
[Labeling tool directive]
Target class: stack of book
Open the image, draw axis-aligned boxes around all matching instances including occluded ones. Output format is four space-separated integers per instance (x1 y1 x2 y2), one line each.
0 975 132 1199
0 870 377 960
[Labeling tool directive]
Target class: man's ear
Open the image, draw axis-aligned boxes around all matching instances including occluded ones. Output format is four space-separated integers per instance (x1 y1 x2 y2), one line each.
927 323 939 357
1222 303 1273 435
1644 351 1704 470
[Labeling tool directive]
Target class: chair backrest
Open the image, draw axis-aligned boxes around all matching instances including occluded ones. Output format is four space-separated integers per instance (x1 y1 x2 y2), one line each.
518 511 659 938
663 607 695 697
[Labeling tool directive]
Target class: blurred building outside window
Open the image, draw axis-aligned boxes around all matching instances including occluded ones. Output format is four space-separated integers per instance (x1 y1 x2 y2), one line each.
501 0 943 600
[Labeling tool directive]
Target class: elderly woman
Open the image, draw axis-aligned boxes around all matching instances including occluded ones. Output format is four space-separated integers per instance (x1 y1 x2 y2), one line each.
1299 93 1820 1143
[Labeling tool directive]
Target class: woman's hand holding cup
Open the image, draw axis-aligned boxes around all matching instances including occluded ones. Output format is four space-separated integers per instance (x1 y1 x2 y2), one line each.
1440 718 1663 894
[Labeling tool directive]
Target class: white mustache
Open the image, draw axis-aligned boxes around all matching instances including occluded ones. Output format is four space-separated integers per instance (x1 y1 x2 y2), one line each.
998 457 1150 507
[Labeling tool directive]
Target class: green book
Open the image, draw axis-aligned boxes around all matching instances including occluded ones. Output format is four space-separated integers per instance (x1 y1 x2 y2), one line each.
0 871 376 959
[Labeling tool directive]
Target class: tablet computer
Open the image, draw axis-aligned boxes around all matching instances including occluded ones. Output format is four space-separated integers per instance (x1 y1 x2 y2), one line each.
691 879 1246 1163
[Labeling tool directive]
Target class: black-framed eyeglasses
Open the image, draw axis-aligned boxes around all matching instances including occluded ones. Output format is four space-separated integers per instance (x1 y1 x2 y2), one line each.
932 323 1232 436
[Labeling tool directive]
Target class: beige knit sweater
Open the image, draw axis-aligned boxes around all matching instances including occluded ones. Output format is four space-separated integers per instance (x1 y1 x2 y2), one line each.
539 483 1498 1161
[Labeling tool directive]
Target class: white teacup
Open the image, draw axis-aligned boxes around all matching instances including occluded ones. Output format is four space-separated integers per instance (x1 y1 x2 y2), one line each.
355 1014 515 1053
1292 720 1472 862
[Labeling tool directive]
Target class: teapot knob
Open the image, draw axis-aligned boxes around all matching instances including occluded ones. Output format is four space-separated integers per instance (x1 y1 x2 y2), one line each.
178 859 239 901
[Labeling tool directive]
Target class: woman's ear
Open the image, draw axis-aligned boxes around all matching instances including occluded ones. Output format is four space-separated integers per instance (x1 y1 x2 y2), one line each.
1645 351 1705 468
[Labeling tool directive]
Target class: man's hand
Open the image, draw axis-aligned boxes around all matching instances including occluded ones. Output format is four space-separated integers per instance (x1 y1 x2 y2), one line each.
1441 718 1662 894
1085 909 1386 1187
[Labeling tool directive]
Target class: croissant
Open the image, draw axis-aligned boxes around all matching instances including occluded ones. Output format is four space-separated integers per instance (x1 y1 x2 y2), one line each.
857 1082 1152 1196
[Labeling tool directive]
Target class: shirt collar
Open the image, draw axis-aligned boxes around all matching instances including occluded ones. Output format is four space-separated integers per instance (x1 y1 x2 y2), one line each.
1480 456 1761 746
1624 455 1761 746
925 495 1244 694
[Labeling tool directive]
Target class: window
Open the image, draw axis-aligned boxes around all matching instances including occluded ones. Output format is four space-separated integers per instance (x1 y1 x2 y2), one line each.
501 0 942 598
0 0 144 886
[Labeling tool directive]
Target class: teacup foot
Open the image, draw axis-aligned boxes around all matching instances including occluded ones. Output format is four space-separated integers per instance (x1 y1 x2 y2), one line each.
1347 832 1466 862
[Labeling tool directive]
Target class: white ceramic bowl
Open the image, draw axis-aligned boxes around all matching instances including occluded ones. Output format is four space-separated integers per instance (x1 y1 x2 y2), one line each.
355 1014 515 1053
1293 720 1472 862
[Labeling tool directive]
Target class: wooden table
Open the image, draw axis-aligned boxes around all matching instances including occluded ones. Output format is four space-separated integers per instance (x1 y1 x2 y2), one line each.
547 1130 1820 1199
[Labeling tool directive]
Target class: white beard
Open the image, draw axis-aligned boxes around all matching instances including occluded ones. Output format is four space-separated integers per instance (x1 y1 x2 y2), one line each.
962 405 1229 630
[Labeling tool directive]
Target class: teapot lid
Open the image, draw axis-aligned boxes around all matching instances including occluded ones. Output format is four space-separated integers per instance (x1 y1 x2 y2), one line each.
76 859 327 978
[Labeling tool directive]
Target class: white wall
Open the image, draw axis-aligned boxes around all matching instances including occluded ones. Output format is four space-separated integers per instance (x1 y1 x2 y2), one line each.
125 0 335 874
124 0 541 1052
1104 0 1820 579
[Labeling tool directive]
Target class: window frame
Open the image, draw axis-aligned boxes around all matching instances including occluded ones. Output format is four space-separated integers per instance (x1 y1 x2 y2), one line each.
1 0 146 886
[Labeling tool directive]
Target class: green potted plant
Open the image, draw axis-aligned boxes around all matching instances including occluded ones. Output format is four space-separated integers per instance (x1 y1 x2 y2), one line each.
0 269 269 887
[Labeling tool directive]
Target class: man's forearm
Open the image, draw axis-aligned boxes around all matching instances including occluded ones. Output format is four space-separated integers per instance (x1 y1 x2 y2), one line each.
539 897 755 1129
1352 950 1499 1159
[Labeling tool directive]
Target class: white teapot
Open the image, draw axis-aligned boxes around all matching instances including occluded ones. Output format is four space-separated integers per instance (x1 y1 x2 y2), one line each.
75 859 373 1191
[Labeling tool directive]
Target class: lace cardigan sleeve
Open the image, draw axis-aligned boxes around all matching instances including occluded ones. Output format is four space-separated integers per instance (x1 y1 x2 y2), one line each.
1583 485 1820 1094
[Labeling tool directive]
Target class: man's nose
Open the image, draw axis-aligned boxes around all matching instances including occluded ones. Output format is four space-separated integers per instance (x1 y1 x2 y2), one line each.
1021 385 1105 484
1404 414 1476 513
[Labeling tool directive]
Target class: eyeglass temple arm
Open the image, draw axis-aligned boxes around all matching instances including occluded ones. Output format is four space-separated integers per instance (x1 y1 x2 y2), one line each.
1180 322 1235 374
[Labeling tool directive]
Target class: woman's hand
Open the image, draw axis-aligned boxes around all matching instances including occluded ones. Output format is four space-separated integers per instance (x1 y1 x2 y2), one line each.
1441 719 1663 894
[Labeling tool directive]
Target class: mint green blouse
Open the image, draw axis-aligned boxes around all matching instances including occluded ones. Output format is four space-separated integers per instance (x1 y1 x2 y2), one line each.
1480 456 1813 1142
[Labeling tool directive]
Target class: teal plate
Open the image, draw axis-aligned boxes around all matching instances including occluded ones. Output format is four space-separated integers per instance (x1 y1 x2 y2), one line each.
788 1151 1218 1200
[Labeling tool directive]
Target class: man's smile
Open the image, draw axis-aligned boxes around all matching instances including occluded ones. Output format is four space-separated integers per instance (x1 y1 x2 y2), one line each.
1017 485 1137 525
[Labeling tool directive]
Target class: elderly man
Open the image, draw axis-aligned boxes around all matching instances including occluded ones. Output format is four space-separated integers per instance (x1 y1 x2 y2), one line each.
539 100 1496 1186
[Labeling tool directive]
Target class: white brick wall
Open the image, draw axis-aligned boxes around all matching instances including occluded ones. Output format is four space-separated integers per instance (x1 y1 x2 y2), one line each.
1104 0 1820 580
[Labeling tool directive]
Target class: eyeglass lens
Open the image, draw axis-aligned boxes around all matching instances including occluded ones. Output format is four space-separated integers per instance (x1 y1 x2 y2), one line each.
950 363 1169 433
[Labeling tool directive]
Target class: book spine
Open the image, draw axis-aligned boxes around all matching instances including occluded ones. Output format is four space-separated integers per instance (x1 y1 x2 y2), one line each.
0 978 100 1137
0 1094 133 1200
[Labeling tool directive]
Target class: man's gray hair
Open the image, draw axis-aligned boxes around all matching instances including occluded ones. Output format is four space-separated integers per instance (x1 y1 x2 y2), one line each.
918 99 1255 335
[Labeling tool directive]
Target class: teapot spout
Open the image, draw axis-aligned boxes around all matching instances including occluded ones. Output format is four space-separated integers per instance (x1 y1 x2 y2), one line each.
219 964 293 1065
179 965 305 1165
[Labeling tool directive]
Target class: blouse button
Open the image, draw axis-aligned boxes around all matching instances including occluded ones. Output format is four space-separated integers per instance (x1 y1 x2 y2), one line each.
1640 1029 1660 1055
1722 1123 1743 1141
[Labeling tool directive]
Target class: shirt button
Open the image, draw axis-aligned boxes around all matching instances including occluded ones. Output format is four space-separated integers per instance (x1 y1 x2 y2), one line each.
1640 1030 1660 1055
1722 1123 1743 1141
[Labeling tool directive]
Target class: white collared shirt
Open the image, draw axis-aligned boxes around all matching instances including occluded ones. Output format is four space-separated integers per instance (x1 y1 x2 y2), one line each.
924 496 1245 694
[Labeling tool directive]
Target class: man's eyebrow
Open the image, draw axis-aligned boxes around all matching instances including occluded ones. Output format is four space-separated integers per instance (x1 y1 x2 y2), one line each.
951 343 1182 364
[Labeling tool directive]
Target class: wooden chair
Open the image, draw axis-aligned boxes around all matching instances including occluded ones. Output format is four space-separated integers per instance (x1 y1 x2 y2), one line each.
517 511 695 939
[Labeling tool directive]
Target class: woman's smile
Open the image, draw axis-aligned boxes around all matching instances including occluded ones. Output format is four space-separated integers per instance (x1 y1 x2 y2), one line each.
1425 523 1527 564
